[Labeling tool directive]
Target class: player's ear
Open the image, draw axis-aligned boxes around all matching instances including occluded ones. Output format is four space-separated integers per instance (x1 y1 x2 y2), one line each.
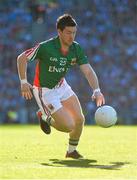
57 29 60 35
57 29 62 36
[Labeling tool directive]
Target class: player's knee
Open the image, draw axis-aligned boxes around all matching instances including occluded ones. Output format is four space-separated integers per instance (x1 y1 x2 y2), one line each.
75 115 85 127
64 121 75 132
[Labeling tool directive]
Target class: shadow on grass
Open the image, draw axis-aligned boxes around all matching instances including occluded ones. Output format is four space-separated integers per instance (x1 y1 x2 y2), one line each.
41 159 130 170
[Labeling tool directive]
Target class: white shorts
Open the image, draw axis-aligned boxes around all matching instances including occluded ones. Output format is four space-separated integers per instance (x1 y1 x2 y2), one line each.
33 79 75 117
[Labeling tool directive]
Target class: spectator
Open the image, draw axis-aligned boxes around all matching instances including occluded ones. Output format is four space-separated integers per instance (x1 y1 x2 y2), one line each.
0 0 137 124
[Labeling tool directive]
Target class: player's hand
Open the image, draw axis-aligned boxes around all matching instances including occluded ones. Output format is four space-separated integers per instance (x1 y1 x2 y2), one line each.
21 82 33 100
92 90 105 107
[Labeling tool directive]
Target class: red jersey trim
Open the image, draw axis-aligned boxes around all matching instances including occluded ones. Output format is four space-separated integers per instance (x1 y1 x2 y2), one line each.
33 61 40 87
25 44 40 61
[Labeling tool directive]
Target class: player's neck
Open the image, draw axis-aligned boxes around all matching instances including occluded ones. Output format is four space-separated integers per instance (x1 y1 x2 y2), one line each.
61 45 69 51
60 44 69 56
60 48 68 56
59 38 69 52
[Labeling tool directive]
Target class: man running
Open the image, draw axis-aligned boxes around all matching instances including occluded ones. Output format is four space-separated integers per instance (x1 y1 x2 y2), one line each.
17 14 105 159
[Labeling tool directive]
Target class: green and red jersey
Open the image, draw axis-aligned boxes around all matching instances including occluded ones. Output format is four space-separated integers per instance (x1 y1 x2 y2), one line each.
25 36 88 88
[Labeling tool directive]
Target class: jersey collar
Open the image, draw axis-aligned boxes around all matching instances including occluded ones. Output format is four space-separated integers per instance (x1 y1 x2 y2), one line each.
54 36 75 50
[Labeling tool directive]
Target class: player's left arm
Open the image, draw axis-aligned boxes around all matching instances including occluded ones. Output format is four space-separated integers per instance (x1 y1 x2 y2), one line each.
80 63 105 107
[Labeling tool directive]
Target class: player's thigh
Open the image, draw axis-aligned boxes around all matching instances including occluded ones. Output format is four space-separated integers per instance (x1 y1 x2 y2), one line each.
51 107 75 130
61 94 85 124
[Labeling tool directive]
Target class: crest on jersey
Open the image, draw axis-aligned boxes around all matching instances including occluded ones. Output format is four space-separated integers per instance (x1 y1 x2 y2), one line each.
71 58 77 65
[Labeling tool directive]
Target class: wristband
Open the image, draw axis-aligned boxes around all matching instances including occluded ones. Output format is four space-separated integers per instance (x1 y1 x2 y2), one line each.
20 79 28 84
93 88 101 93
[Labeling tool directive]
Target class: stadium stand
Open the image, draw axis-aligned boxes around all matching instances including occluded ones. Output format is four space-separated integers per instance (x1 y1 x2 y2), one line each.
0 0 137 124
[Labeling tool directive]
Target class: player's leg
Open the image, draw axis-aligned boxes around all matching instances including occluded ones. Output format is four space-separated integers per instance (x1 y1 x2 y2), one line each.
51 107 75 132
61 94 85 158
33 87 52 134
36 104 75 134
62 94 85 139
33 86 75 133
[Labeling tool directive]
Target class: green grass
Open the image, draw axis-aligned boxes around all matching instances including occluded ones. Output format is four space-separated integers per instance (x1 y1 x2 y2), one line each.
0 125 137 180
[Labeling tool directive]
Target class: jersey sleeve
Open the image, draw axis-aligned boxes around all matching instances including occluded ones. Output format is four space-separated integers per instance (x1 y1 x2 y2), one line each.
24 43 41 61
76 44 88 65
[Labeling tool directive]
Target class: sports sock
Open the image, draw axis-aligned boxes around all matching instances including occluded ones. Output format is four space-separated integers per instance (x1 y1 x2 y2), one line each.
68 139 79 153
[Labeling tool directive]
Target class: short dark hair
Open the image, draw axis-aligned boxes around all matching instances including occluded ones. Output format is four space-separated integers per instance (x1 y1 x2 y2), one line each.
56 14 77 31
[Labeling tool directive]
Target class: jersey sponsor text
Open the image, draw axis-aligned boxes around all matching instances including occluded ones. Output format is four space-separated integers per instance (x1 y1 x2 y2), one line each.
48 66 66 73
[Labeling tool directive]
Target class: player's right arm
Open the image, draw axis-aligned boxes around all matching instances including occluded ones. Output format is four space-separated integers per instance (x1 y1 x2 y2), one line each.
17 52 33 100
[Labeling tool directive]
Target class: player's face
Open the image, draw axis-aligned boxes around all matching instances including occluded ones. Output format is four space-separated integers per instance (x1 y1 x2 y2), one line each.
58 26 77 47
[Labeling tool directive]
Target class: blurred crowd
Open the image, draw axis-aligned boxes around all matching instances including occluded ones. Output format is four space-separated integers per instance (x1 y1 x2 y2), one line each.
0 0 137 124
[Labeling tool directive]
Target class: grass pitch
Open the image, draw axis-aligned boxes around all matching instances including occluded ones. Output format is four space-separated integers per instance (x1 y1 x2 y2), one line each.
0 125 137 180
